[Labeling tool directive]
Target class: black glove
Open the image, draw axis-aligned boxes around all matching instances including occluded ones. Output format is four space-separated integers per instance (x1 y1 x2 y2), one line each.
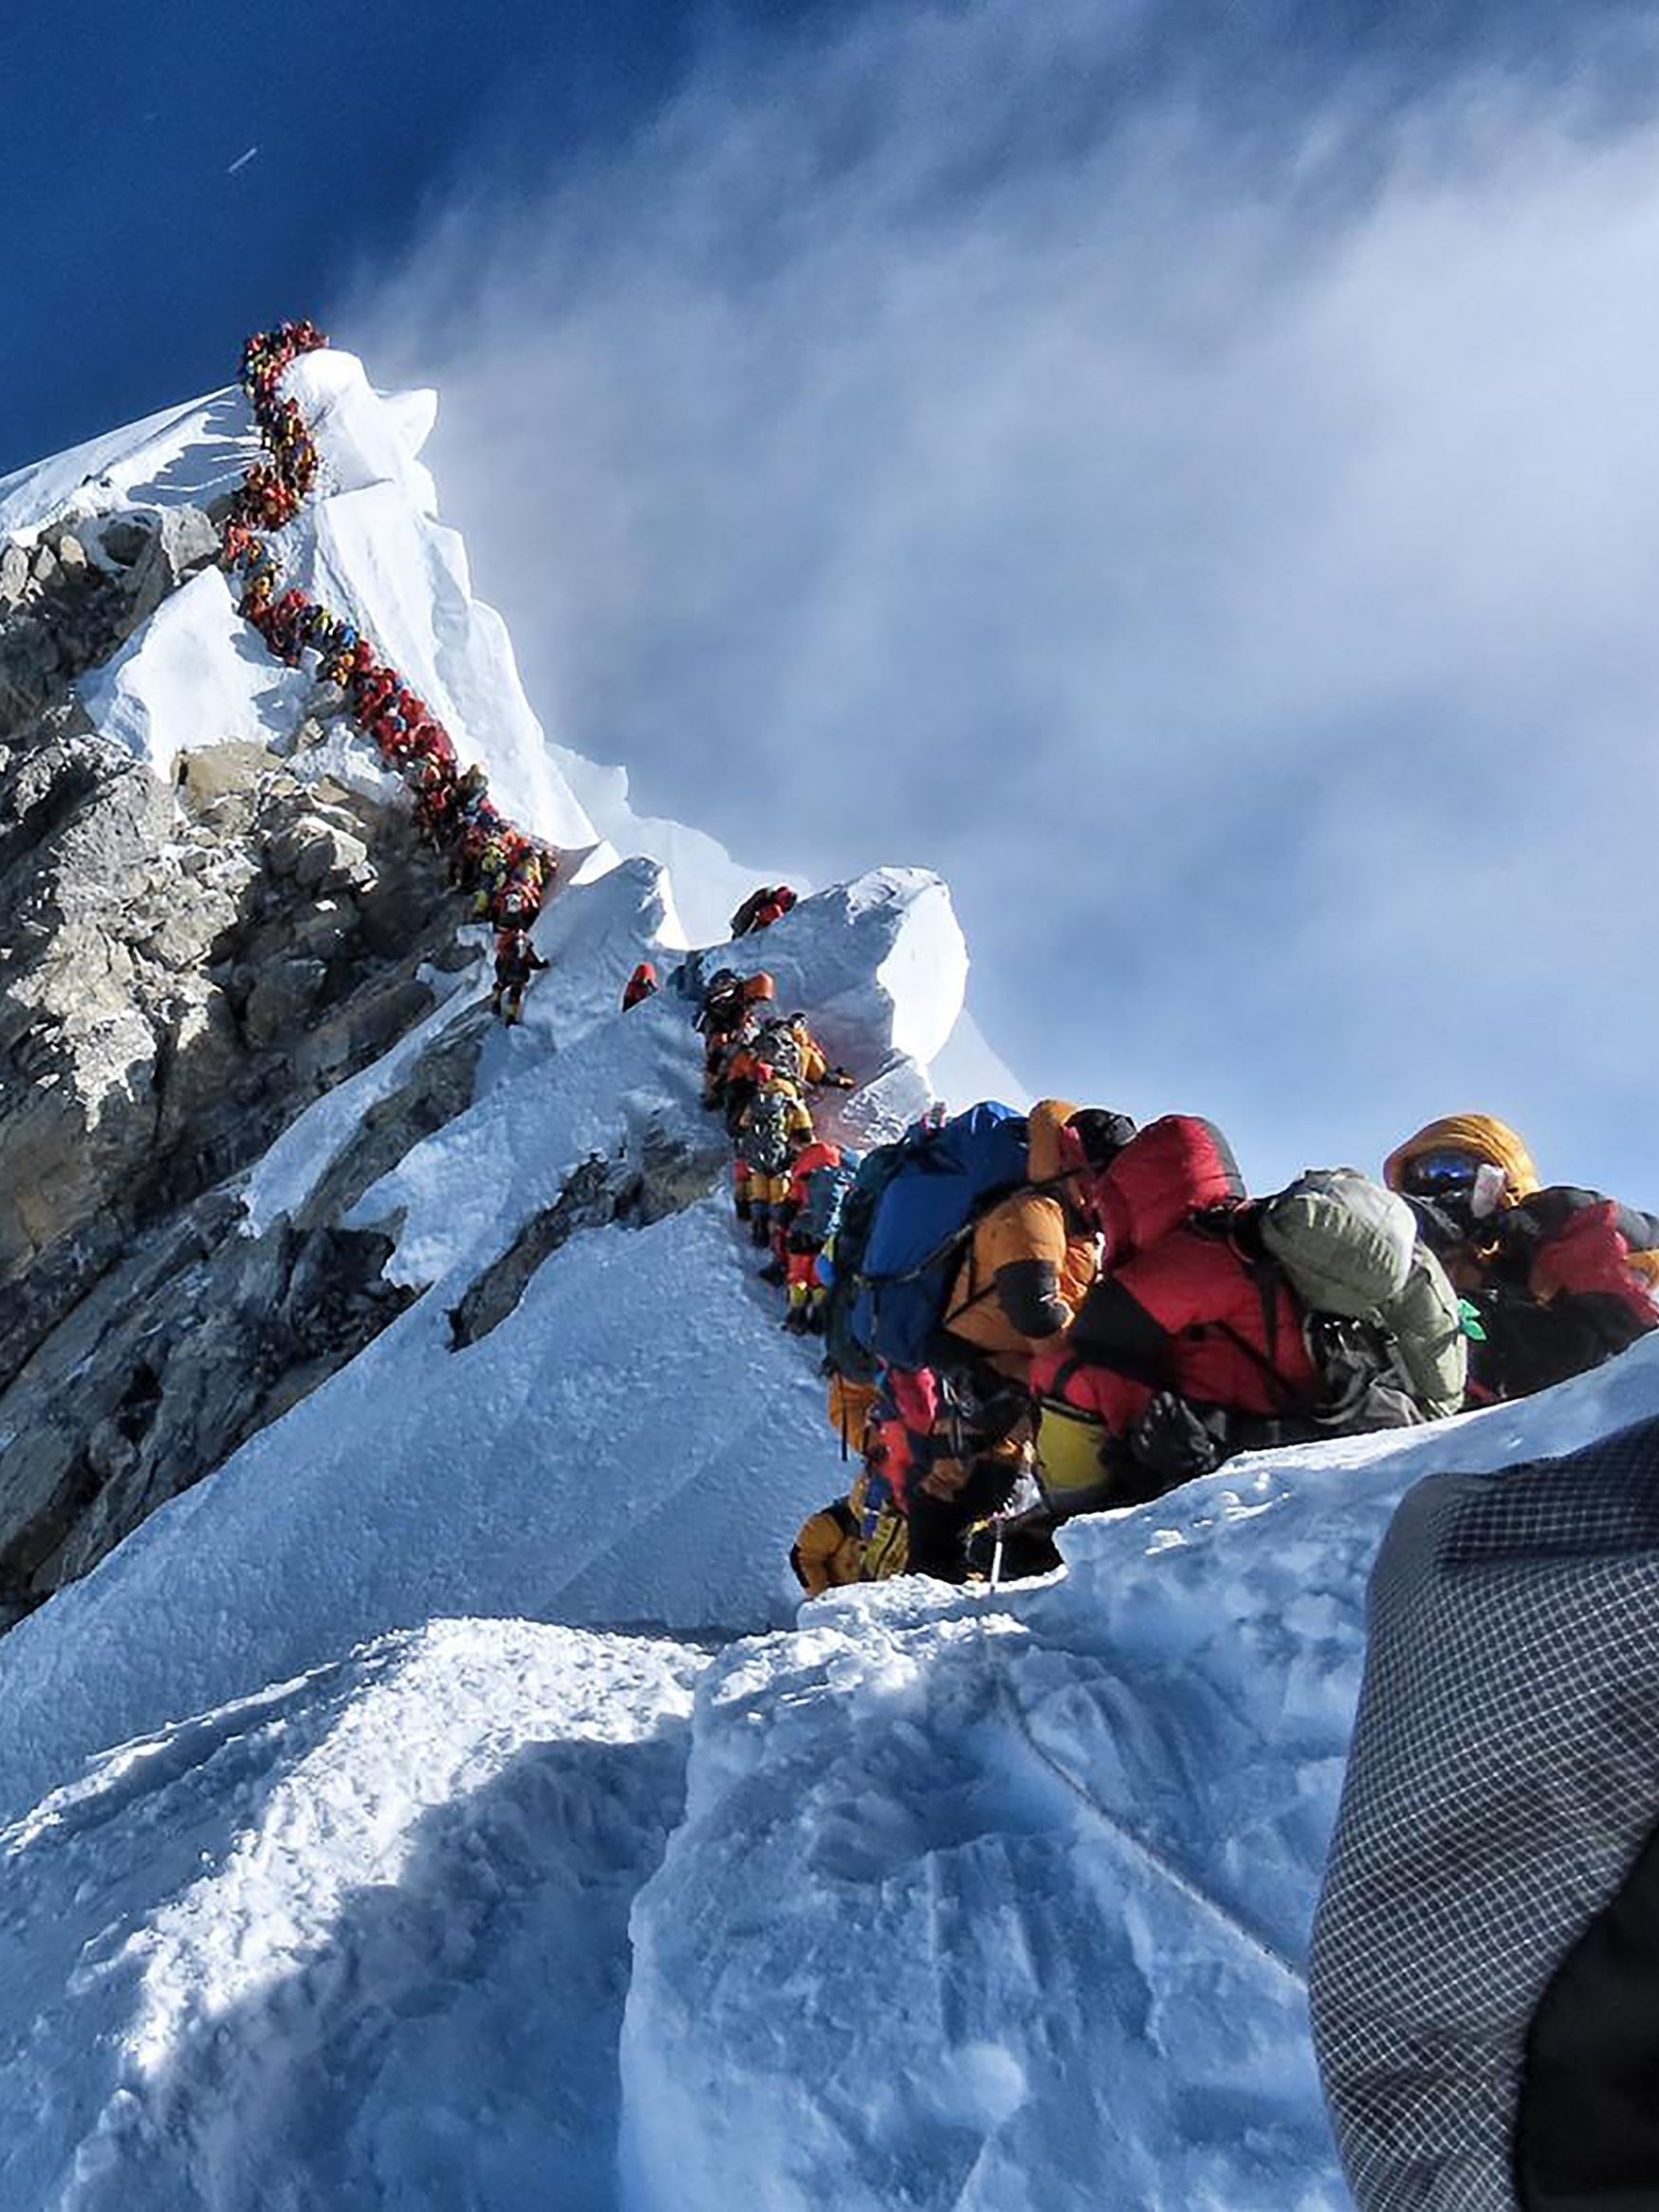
1479 1203 1543 1256
1129 1392 1227 1484
1403 1195 1465 1253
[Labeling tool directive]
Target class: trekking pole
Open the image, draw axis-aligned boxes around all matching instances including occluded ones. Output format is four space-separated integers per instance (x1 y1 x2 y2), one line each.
988 1515 1006 1595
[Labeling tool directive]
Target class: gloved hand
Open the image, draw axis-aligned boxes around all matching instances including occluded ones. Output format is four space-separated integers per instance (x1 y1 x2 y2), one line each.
1129 1392 1227 1484
1403 1195 1465 1253
1479 1203 1543 1257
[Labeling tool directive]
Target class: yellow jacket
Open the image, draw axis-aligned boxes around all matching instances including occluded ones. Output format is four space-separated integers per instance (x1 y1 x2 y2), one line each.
792 1501 862 1596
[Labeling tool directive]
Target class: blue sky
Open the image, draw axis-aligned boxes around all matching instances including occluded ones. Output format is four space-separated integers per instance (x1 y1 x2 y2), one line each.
5 0 1657 1203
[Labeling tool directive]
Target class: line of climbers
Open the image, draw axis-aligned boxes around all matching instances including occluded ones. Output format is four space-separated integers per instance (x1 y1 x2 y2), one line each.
696 963 859 1350
226 320 1659 1604
224 322 559 1023
682 984 1659 1597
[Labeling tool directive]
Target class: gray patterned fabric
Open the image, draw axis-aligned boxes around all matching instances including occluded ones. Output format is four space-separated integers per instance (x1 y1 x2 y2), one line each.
1309 1414 1659 2210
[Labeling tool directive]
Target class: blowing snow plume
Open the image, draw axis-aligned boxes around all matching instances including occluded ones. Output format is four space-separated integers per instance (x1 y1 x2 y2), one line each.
350 0 1659 1201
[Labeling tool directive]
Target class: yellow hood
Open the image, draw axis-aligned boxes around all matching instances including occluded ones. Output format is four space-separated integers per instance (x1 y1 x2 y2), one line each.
1384 1115 1541 1204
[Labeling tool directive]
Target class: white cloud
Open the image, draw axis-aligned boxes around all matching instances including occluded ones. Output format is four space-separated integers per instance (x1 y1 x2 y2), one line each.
350 0 1659 1199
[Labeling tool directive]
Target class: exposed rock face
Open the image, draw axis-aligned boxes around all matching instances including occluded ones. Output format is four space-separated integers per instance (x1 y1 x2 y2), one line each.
0 1193 415 1622
0 505 489 1616
0 508 221 739
448 1122 726 1351
0 701 466 1390
0 491 717 1626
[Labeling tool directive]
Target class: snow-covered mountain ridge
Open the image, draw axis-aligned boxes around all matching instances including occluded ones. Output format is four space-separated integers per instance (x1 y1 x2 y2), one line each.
0 343 1651 2208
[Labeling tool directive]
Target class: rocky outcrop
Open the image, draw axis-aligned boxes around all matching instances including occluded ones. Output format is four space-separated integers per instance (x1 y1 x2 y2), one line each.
0 500 499 1615
448 1123 726 1350
0 485 720 1625
0 508 221 739
0 1190 414 1621
0 702 468 1391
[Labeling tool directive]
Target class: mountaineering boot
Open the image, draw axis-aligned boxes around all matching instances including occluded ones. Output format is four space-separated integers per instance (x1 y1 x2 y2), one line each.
751 1206 772 1249
759 1258 787 1287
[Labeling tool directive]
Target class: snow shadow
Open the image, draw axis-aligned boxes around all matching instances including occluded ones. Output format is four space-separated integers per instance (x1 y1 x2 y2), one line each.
120 393 253 509
81 1727 691 2211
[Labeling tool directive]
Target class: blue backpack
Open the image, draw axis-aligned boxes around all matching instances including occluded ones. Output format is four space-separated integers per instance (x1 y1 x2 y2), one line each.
800 1152 861 1247
824 1103 1030 1380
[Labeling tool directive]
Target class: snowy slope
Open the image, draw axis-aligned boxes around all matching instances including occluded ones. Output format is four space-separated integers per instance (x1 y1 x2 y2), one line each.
68 351 604 853
2 1353 1655 2209
2 352 1650 2210
619 1343 1659 2212
0 1620 704 2211
0 390 255 541
0 854 970 1829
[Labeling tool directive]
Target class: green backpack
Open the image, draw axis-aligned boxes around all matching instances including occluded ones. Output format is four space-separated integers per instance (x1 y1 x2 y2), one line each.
1260 1169 1465 1418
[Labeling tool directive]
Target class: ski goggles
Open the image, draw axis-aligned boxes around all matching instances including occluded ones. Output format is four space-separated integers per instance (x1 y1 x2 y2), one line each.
1396 1150 1483 1200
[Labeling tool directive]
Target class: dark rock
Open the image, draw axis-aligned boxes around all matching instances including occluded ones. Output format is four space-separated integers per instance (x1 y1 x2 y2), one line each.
448 1124 723 1350
97 516 153 567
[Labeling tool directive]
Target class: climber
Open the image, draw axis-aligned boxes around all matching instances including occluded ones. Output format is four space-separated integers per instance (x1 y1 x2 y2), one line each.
732 1068 814 1248
775 1010 855 1094
793 1379 912 1593
490 927 547 1024
1030 1145 1465 1517
453 764 489 818
622 963 658 1011
1384 1114 1659 1402
729 885 798 938
777 1140 860 1332
700 971 773 1111
452 813 502 894
720 1002 842 1135
790 1458 910 1595
938 1101 1137 1380
790 1494 864 1596
892 1362 1040 1584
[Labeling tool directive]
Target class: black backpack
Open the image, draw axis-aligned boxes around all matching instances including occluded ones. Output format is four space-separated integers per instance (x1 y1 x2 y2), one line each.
740 1088 800 1176
751 1019 804 1086
696 971 745 1035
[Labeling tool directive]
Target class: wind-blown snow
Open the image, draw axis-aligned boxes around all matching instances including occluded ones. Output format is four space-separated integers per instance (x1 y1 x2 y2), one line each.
2 355 1650 2208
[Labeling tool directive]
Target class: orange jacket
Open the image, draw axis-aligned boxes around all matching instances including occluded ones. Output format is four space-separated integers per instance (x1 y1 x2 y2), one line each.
941 1100 1099 1367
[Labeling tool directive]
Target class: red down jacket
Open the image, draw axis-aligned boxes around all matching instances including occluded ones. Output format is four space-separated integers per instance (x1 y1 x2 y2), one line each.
1032 1215 1318 1440
1032 1117 1318 1437
1085 1114 1245 1265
